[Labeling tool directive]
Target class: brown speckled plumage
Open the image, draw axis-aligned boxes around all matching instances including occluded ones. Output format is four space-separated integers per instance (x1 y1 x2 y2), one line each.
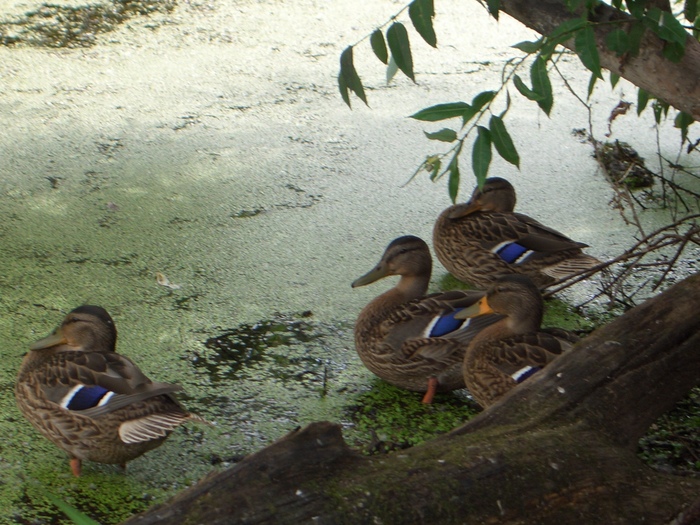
15 305 207 475
352 236 501 402
433 177 601 289
459 275 579 408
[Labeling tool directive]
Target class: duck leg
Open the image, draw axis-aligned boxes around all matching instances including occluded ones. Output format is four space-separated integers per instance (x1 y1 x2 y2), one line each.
421 377 438 404
70 458 82 477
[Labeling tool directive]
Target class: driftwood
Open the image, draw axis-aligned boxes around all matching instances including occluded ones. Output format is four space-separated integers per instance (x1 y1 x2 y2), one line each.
123 273 700 525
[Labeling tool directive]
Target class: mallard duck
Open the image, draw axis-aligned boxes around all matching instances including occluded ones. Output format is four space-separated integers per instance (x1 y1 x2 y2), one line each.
352 235 502 403
457 274 579 408
15 305 207 476
433 177 601 289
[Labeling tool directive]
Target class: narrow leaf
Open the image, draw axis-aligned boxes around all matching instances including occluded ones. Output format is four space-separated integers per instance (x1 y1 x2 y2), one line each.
387 23 415 81
424 128 458 142
574 25 603 79
45 494 101 525
587 71 598 98
637 88 650 115
370 30 388 64
512 39 543 53
685 0 698 22
489 115 520 168
626 21 645 57
531 57 553 115
662 42 686 62
411 102 472 122
625 0 646 19
674 111 695 142
610 72 620 88
606 29 630 56
339 46 368 106
652 100 670 124
428 157 442 181
471 91 497 112
458 90 497 126
486 0 500 20
472 126 493 187
409 0 437 48
645 8 689 46
513 74 544 101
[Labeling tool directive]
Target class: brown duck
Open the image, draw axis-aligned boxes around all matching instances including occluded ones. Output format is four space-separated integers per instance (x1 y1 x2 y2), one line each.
352 236 501 403
458 274 579 408
433 177 601 288
15 305 207 476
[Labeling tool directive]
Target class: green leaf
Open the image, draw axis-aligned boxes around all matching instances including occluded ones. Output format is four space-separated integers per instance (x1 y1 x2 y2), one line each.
387 23 415 81
512 39 543 53
542 18 586 57
513 74 544 101
587 72 598 98
424 128 458 142
625 0 646 19
645 8 689 46
410 102 472 121
485 0 500 20
409 0 437 48
610 72 620 89
45 494 101 525
662 42 686 62
652 100 669 124
531 56 553 115
574 25 603 79
606 29 630 56
626 21 645 57
637 88 650 115
685 0 699 22
472 91 496 112
448 156 460 203
428 157 442 181
370 30 389 64
674 111 695 142
489 115 520 168
472 126 493 187
338 46 367 107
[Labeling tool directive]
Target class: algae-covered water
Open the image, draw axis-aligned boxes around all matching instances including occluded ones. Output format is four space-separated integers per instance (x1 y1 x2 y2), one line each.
0 0 696 522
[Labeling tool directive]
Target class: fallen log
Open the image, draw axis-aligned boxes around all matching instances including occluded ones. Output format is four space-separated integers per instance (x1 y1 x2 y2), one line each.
123 273 700 525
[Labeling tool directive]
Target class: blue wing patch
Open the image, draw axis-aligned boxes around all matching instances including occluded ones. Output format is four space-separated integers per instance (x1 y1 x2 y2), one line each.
61 385 115 411
429 310 466 337
495 242 531 264
512 366 540 383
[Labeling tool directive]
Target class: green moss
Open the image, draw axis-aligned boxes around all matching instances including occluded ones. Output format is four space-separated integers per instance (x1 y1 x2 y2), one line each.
344 381 479 453
639 386 700 474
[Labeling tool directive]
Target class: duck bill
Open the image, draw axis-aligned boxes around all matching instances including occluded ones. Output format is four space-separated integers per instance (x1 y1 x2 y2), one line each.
454 296 494 319
448 200 481 219
30 329 67 350
351 265 388 288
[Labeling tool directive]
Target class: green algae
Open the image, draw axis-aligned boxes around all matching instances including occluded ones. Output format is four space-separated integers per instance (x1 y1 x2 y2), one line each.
0 0 175 48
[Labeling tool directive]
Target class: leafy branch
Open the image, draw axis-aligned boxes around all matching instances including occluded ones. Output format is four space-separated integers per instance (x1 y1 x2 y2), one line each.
339 0 698 201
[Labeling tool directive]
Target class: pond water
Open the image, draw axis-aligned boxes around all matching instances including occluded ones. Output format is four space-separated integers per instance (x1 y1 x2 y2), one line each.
0 0 697 522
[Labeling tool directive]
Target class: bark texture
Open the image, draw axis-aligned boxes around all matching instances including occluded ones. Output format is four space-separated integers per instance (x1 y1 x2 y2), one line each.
498 0 700 119
123 273 700 525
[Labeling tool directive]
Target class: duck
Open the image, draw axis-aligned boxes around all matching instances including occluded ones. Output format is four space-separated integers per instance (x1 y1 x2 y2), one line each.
457 274 579 408
433 177 601 289
15 305 208 476
352 235 502 403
